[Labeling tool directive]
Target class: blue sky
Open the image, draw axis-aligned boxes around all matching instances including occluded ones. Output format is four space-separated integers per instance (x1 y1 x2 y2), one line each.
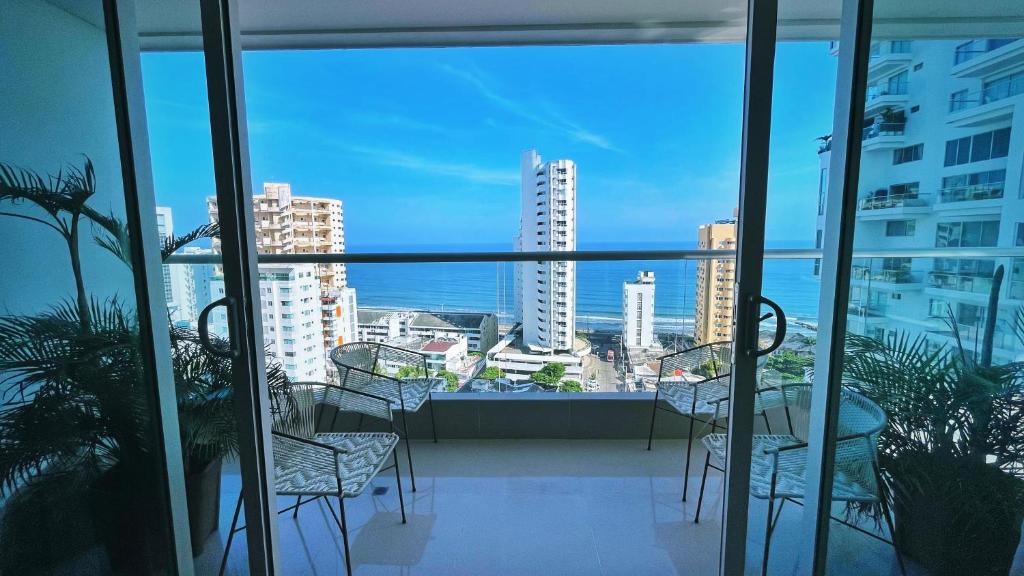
141 43 836 249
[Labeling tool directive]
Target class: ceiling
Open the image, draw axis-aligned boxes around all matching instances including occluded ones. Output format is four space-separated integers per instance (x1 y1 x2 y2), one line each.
49 0 1024 50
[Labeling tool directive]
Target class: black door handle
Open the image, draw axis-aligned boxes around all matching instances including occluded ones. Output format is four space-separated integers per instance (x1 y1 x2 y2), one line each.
198 296 239 358
753 296 787 357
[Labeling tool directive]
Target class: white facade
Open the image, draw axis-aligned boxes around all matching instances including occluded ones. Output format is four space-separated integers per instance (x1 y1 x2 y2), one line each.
155 207 197 327
358 309 414 343
358 308 499 352
322 287 359 376
514 149 577 352
623 271 656 348
211 263 326 382
816 38 1024 363
486 327 585 383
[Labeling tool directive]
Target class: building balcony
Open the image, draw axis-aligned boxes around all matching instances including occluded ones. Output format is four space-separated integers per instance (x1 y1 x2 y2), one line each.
850 266 923 290
935 182 1005 212
861 121 907 151
856 193 931 220
951 38 1024 78
926 271 995 300
947 86 1021 128
866 41 913 81
863 88 908 116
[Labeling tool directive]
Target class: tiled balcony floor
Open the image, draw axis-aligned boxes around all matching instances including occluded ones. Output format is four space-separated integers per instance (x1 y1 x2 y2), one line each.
197 439 1000 575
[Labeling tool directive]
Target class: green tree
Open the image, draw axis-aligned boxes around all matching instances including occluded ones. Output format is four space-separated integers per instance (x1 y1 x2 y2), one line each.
396 364 428 379
559 380 583 393
765 349 813 382
531 362 566 386
478 366 505 380
436 369 459 392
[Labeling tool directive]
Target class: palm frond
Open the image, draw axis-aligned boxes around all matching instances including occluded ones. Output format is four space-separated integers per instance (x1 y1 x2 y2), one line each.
161 222 220 262
83 207 133 268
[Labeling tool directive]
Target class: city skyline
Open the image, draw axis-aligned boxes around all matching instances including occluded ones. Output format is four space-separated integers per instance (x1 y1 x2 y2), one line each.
141 43 837 249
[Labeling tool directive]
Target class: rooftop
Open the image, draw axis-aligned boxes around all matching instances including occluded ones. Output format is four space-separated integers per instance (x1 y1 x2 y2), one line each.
410 311 490 330
422 340 457 353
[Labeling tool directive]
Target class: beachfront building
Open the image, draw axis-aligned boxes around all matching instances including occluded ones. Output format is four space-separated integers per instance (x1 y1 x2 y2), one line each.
182 246 214 316
514 149 577 352
816 38 1024 363
211 263 326 382
623 271 656 348
155 206 197 328
357 309 413 343
694 217 737 346
321 287 359 378
208 182 354 370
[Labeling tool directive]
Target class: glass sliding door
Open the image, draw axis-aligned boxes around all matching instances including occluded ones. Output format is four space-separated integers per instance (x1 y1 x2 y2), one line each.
0 0 190 573
816 2 1024 575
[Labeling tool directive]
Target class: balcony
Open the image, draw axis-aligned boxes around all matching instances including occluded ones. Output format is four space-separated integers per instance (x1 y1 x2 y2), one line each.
861 120 907 151
850 266 923 290
951 38 1024 78
947 83 1022 128
935 182 1005 212
856 192 931 220
867 41 913 81
864 86 909 116
927 271 995 300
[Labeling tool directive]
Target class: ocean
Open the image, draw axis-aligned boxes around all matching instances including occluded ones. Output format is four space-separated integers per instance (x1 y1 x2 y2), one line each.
345 242 822 334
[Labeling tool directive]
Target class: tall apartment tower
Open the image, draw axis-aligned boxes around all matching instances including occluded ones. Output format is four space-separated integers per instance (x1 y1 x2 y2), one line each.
623 271 656 348
514 149 577 352
694 218 737 346
207 183 357 368
155 207 197 327
816 38 1024 363
210 263 327 382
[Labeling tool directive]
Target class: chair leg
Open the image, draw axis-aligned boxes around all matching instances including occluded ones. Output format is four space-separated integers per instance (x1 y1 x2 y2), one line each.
218 491 244 576
682 415 696 501
762 475 779 576
400 408 417 492
428 392 438 443
761 410 773 434
393 448 407 524
694 452 712 523
338 494 353 576
292 495 302 519
646 390 659 451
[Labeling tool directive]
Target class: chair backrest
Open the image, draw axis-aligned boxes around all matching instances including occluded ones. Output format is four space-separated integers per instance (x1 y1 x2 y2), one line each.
269 383 319 439
331 342 378 373
659 341 731 383
777 384 886 447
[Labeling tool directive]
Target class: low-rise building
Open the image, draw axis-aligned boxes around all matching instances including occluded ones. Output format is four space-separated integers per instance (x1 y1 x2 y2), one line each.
358 308 498 352
486 325 587 383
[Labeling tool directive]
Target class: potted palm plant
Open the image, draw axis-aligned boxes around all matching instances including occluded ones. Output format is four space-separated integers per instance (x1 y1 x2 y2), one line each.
844 266 1024 576
0 160 290 570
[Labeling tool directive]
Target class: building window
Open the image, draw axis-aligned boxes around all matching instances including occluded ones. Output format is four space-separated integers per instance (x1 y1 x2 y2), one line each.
886 220 916 237
943 127 1011 167
892 143 923 165
935 220 1000 248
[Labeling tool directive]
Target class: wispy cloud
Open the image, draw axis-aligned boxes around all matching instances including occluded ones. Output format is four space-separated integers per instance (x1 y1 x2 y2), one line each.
250 118 517 186
440 64 620 152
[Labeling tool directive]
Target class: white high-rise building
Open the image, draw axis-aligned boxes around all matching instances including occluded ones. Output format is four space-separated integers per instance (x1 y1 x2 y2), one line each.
816 38 1024 363
155 207 197 327
514 149 577 352
211 263 326 382
623 271 656 348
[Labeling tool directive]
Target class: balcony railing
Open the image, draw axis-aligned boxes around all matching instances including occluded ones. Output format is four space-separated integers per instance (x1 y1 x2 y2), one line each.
948 77 1024 112
953 38 1021 65
857 192 930 211
851 266 918 284
862 121 906 141
928 271 995 294
938 182 1005 203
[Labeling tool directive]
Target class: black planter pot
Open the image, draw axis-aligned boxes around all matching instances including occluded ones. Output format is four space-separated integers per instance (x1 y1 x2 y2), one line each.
92 464 170 574
186 457 223 556
892 456 1024 576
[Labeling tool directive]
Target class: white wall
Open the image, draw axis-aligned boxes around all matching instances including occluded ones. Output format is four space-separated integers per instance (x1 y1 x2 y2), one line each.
0 0 136 317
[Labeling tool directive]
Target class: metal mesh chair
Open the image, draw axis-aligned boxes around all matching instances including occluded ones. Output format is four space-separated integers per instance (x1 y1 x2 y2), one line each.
330 342 441 492
694 384 905 576
646 342 780 500
219 383 407 576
